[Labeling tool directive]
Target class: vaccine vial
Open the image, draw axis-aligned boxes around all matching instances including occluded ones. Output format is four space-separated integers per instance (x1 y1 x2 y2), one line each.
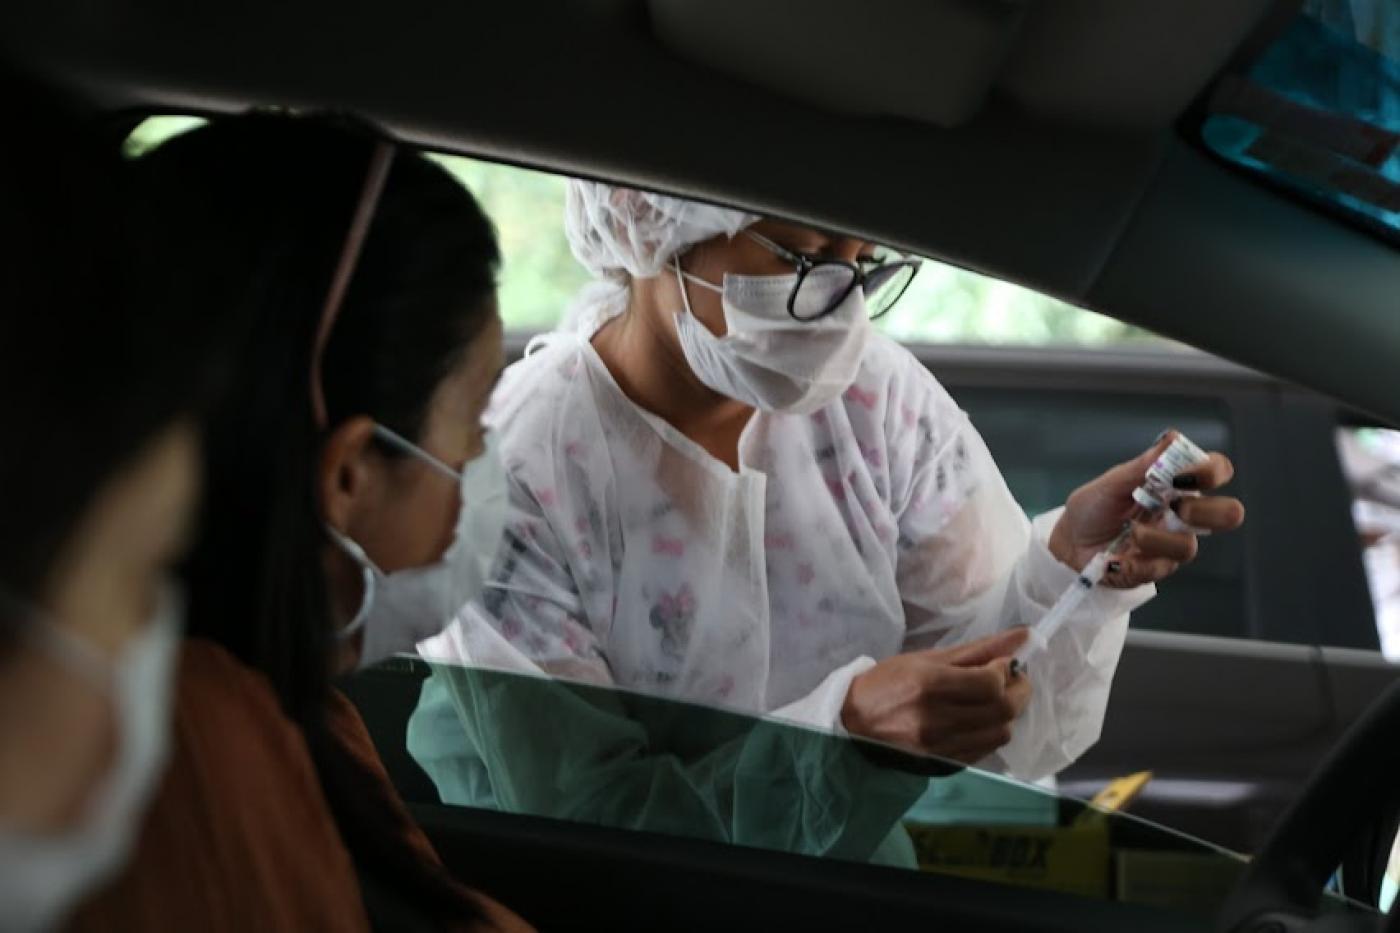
1132 433 1210 511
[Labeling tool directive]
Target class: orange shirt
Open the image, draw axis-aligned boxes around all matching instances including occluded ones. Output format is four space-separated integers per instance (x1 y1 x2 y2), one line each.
68 639 529 933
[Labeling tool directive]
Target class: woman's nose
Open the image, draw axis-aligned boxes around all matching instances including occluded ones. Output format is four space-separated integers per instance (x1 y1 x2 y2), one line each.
828 237 869 263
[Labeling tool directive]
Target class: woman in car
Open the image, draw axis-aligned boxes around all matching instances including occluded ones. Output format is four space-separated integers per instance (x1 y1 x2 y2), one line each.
414 182 1246 788
70 117 529 931
0 79 228 932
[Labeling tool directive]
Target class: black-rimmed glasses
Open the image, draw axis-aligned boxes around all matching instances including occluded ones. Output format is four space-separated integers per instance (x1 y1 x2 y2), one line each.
747 231 922 322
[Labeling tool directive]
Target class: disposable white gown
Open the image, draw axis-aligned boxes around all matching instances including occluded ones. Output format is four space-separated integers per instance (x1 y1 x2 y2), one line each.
412 314 1154 841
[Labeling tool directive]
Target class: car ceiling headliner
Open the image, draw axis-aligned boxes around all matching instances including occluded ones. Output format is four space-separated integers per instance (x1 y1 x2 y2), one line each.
2 0 1396 419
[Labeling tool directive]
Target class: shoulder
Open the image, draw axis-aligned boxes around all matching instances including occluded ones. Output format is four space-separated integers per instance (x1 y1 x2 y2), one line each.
486 337 592 453
176 639 296 729
172 639 326 791
70 640 368 932
169 639 339 810
840 333 965 439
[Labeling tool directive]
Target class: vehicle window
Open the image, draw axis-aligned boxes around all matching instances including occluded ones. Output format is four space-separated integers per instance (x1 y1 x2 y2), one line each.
426 155 591 333
126 115 1182 350
350 657 1374 922
435 153 1176 348
122 114 205 158
126 114 1254 645
120 114 1383 923
955 389 1245 640
1194 1 1399 242
1386 827 1400 912
1336 426 1400 659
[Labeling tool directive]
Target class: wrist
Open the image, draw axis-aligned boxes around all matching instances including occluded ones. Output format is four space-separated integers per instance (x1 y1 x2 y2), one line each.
840 670 870 736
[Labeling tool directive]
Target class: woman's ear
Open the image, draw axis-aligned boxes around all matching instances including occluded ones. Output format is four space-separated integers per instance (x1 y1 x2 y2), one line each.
318 416 379 536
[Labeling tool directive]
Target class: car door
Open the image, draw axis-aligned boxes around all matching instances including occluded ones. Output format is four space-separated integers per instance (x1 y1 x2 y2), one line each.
922 349 1347 853
343 655 1379 932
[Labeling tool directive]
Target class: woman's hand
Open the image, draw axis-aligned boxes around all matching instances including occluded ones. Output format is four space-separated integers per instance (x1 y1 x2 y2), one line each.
1047 431 1246 589
841 628 1032 764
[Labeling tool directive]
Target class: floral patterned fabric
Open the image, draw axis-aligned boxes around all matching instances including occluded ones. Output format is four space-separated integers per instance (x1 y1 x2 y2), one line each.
416 313 1153 781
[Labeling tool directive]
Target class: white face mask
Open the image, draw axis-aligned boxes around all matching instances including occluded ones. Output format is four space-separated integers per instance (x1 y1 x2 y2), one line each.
0 585 182 933
330 426 508 667
672 256 871 415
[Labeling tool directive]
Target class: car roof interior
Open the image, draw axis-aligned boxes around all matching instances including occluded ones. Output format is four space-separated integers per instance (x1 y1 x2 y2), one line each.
3 0 1396 417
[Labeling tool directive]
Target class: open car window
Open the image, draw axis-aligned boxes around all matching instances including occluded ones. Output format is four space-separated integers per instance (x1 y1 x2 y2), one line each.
125 115 1183 349
127 115 1268 649
341 656 1374 923
120 111 1389 922
431 153 1177 350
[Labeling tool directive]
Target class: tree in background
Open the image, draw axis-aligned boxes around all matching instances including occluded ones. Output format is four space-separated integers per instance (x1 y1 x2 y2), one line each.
126 116 1164 347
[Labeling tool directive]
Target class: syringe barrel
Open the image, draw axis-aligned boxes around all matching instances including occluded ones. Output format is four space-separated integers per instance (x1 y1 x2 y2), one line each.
1014 553 1111 664
1017 432 1209 666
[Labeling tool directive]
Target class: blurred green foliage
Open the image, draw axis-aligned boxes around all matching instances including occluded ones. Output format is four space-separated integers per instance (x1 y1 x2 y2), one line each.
126 116 1165 347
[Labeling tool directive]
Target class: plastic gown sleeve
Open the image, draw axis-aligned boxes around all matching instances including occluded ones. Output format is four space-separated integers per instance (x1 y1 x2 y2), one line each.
410 476 926 865
892 415 1154 782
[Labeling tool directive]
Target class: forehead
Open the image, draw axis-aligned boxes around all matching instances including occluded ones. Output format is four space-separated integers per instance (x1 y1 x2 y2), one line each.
748 217 872 251
44 423 199 596
436 310 504 410
752 216 840 240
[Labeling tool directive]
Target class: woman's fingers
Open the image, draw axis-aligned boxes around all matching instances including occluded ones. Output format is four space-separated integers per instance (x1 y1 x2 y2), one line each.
1174 495 1246 531
1103 555 1180 588
925 663 1007 706
941 724 1018 764
1107 499 1243 587
921 660 1031 741
936 699 1013 734
1171 452 1235 492
1002 664 1032 718
1131 522 1199 563
937 627 1029 668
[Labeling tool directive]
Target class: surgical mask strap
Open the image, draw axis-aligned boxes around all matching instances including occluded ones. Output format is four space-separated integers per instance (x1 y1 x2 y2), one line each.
672 254 721 324
309 140 398 430
324 525 377 640
326 425 470 643
0 588 113 687
682 270 722 295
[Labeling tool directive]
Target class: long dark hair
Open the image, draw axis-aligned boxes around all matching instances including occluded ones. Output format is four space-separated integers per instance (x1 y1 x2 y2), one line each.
0 76 230 608
127 115 500 927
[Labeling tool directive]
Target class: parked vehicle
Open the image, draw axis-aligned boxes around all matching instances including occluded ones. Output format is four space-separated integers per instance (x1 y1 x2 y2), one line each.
5 0 1397 929
919 343 1398 854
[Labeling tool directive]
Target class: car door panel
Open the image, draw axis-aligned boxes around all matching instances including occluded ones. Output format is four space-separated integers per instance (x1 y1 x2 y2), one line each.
1061 630 1333 852
1320 646 1400 734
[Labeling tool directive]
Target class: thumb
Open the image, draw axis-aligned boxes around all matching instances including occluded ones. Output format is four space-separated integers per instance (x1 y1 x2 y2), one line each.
1131 430 1177 472
1099 429 1177 492
940 627 1030 668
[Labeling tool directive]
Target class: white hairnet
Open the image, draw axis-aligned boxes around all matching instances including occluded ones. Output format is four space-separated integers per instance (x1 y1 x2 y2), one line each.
564 179 760 281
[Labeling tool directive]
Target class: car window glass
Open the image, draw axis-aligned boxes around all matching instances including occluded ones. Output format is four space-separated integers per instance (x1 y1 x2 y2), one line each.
344 657 1375 922
122 113 1386 922
121 117 1261 636
122 115 206 158
957 389 1244 639
1336 426 1400 659
1385 826 1400 912
435 154 1175 348
125 115 1187 351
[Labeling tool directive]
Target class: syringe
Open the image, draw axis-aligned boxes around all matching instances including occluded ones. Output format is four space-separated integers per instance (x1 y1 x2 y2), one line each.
1013 433 1210 667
